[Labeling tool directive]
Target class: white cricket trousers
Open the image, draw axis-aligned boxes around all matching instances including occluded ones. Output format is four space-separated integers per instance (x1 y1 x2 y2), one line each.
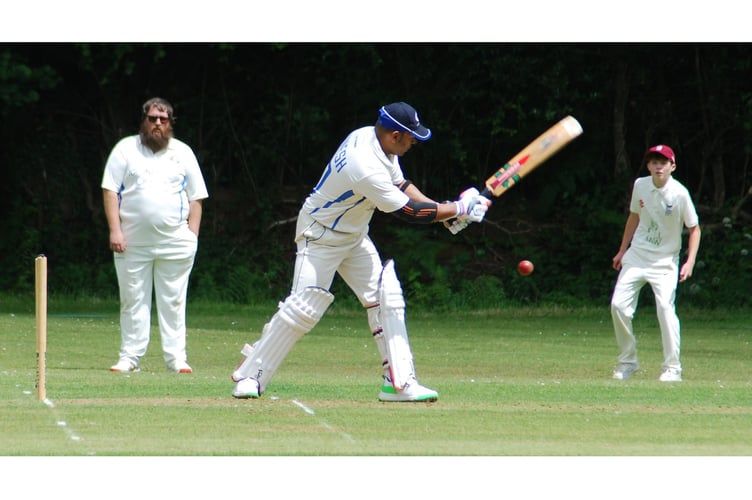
292 215 381 304
610 248 681 371
292 214 390 355
114 237 197 367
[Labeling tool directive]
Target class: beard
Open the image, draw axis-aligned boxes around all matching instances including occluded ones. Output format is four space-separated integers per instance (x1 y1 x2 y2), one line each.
139 122 173 152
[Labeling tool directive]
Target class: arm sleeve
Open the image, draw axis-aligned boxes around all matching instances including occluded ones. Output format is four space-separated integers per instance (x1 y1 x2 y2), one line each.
682 191 699 228
399 180 413 192
101 141 127 192
390 199 439 224
183 149 209 201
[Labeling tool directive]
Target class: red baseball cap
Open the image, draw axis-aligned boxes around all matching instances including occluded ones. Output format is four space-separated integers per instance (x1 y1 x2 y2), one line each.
644 144 676 163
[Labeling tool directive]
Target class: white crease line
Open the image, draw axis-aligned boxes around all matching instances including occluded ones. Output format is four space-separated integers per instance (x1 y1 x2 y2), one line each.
292 399 315 415
291 399 354 441
32 395 95 455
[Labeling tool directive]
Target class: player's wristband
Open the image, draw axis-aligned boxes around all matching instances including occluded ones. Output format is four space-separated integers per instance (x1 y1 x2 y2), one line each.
454 201 462 217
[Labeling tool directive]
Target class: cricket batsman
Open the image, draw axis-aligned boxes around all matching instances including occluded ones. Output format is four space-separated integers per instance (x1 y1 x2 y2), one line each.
231 102 490 402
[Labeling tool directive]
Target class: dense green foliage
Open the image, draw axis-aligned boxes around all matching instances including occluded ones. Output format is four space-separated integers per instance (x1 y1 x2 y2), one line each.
2 44 752 306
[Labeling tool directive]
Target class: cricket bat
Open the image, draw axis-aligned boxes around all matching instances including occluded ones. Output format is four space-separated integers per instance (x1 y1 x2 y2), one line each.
446 115 583 234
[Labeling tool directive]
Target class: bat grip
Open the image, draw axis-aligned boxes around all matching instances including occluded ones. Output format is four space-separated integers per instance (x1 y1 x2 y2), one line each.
444 186 493 234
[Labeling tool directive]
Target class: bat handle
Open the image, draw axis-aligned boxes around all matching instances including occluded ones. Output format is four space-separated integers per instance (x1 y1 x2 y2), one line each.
443 186 492 234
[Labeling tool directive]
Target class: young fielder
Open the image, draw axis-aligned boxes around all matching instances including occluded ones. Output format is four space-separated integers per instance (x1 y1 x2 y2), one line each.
231 102 491 401
610 144 701 382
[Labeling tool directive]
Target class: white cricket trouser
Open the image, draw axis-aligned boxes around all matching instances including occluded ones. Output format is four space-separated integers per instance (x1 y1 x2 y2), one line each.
610 248 681 371
292 215 381 304
114 237 197 366
292 214 390 362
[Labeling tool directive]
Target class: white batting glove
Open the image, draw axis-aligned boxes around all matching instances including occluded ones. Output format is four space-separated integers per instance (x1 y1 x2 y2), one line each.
472 195 492 222
454 188 478 220
454 188 491 223
459 187 479 199
465 195 491 223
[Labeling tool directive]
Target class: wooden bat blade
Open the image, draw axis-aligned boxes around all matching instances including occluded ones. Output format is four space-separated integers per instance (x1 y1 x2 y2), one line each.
485 115 582 197
444 116 582 234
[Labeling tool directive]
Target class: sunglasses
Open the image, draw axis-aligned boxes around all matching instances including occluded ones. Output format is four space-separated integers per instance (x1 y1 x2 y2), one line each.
146 115 170 123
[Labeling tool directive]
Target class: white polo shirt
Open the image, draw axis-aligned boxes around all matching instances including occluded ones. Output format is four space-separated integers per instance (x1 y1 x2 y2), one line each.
301 126 409 235
101 135 208 246
629 175 699 261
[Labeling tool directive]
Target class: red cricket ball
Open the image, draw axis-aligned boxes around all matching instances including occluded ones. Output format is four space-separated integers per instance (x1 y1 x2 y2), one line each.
517 260 534 276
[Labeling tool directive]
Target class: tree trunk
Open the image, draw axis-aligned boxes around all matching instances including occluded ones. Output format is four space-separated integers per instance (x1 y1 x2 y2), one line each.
612 60 629 177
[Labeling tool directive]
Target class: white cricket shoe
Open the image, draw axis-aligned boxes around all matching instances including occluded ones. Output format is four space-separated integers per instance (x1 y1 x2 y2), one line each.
232 377 261 399
659 368 682 382
378 376 438 402
110 359 140 373
168 361 193 374
612 363 639 380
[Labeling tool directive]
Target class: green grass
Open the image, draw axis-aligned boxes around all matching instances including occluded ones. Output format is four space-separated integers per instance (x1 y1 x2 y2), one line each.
2 295 751 496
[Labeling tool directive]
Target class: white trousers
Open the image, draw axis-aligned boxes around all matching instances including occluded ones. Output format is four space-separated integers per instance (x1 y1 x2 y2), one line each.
292 215 381 304
113 236 197 366
610 248 681 371
292 213 393 371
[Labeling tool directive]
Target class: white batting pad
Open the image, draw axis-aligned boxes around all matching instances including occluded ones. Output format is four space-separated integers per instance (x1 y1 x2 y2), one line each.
378 260 415 390
232 286 334 393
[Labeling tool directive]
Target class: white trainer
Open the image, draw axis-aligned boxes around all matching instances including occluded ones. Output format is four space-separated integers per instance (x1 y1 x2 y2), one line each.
612 363 639 380
378 376 438 402
110 359 140 373
169 361 193 374
659 368 682 382
232 377 260 399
